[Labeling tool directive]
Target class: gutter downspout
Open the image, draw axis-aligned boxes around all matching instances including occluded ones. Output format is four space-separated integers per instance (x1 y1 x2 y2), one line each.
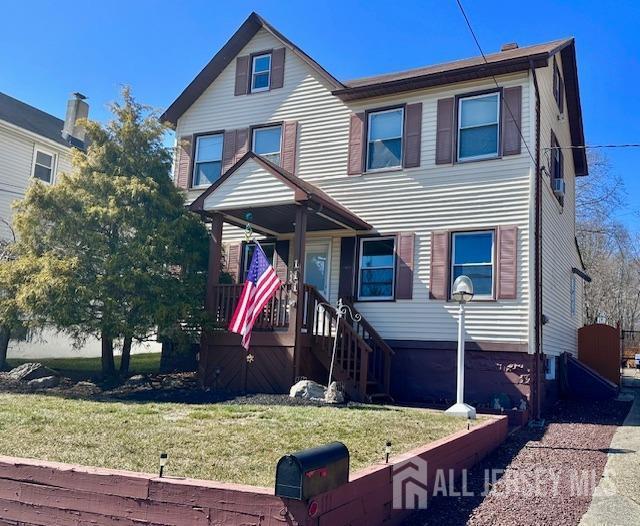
530 60 543 420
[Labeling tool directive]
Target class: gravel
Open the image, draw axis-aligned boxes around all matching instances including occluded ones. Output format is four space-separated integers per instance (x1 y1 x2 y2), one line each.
403 397 632 526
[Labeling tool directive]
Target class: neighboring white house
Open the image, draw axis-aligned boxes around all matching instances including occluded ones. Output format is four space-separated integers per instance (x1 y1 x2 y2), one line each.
161 12 589 414
0 91 159 359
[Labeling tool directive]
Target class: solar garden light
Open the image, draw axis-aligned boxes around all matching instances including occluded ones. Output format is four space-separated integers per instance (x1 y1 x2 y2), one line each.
385 441 392 464
445 275 477 420
159 453 168 478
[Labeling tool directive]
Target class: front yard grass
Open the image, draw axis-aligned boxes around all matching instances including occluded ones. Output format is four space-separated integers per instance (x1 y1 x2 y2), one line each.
0 393 472 486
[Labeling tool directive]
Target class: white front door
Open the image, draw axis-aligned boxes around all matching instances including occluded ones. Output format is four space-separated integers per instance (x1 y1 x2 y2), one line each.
305 239 331 298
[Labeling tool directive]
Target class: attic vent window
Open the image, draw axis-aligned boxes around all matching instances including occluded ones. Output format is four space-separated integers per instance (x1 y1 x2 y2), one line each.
251 53 272 92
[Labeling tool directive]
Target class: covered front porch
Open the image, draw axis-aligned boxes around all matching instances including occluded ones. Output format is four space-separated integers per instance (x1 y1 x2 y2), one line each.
190 153 394 400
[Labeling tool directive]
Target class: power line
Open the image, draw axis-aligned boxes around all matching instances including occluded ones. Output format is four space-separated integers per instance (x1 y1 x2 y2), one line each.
546 144 640 150
454 0 537 167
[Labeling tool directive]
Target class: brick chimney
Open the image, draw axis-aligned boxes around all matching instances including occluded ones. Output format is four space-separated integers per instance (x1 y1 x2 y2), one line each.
62 92 89 143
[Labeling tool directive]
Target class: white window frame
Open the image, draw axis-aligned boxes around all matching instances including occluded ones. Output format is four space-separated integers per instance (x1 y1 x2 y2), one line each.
366 107 404 172
357 236 396 301
545 355 557 380
305 238 332 298
252 125 282 165
243 242 276 281
192 133 223 189
251 53 272 93
31 147 56 184
457 92 501 162
450 230 495 300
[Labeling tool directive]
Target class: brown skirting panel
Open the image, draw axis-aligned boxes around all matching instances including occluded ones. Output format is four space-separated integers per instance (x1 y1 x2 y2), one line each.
388 340 533 407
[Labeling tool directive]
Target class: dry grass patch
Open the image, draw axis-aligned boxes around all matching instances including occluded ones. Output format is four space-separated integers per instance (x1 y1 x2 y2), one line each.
0 393 474 486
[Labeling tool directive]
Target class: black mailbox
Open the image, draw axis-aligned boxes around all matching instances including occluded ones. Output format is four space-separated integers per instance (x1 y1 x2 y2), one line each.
275 441 349 500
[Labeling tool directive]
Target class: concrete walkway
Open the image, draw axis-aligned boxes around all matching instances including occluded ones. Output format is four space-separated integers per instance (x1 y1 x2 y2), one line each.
580 369 640 526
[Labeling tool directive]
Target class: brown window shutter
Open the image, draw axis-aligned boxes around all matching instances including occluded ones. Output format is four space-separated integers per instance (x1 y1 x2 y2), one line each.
223 243 242 283
435 98 454 164
502 86 522 156
347 113 365 176
270 48 286 90
234 128 249 164
497 225 518 299
403 103 422 168
558 76 564 114
338 237 357 301
175 135 192 188
429 231 449 300
275 240 290 282
281 121 298 173
222 129 237 173
553 60 559 102
234 55 250 96
395 232 415 300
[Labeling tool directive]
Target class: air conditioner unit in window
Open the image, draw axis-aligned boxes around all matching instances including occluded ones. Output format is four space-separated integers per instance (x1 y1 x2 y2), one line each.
553 178 565 198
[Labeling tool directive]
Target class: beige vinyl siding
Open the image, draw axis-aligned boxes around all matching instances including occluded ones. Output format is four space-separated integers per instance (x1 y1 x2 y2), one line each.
0 122 73 242
538 54 583 357
176 29 533 345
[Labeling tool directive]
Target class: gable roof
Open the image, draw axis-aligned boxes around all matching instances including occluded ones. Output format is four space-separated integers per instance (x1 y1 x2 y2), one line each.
160 12 344 126
190 152 371 231
0 91 84 149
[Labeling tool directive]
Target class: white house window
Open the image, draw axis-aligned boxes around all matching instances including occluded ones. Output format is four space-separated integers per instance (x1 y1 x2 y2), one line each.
32 150 55 183
570 274 577 316
358 237 395 300
458 92 500 161
252 126 282 165
545 355 557 380
193 134 223 187
367 108 404 171
243 242 275 281
451 231 494 299
251 54 272 92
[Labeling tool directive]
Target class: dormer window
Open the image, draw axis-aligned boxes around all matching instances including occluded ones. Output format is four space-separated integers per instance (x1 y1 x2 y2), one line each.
251 53 272 92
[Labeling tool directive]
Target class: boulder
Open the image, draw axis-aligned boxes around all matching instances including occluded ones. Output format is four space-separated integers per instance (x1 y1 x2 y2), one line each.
27 375 60 389
289 380 326 401
325 381 345 404
126 374 146 385
7 363 58 382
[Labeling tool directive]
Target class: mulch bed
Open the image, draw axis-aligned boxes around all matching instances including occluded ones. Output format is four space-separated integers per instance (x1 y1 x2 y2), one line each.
403 397 632 526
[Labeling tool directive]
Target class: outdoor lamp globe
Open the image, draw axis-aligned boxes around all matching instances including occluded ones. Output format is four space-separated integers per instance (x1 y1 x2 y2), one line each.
452 275 474 304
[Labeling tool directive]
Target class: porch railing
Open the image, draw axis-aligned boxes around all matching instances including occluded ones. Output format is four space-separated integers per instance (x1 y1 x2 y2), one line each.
209 283 292 330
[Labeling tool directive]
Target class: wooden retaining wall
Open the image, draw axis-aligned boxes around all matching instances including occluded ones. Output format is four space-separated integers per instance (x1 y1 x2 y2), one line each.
0 416 507 526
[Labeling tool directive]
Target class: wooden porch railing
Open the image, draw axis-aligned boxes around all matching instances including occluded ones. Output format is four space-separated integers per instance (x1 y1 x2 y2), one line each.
209 283 292 330
302 284 393 400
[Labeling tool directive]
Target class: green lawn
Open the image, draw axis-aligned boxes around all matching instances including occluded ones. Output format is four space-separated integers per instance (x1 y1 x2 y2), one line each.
0 393 472 486
7 353 161 378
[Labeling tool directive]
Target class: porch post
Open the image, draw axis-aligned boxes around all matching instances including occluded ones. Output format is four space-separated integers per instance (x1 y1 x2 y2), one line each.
205 212 224 313
292 205 308 379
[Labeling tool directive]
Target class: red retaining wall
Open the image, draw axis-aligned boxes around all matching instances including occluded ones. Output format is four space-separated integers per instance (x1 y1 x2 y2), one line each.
0 416 507 526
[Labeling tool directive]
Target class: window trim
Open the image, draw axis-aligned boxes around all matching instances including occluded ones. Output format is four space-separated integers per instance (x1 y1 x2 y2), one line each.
450 229 496 301
251 124 283 165
250 52 272 93
305 238 332 298
456 90 502 163
545 355 557 381
365 106 405 173
242 241 276 282
31 147 56 184
191 131 224 189
357 236 397 301
553 58 564 113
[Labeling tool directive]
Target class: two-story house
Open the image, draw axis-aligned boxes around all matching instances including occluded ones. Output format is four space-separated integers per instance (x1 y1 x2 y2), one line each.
162 13 589 417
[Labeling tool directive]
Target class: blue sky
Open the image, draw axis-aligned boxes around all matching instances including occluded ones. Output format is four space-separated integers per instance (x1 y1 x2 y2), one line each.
2 0 638 229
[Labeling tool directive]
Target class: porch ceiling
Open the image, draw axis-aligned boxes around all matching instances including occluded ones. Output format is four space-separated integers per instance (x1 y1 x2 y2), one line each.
190 152 371 234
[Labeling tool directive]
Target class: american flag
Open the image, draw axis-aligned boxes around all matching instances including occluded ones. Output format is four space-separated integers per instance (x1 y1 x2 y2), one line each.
229 243 283 350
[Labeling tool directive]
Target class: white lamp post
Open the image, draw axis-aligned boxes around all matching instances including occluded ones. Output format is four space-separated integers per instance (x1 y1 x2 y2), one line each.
445 275 476 419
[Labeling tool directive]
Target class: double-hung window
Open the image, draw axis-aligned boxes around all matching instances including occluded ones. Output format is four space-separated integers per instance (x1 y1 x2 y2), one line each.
358 237 396 300
451 231 494 299
251 53 271 92
457 92 500 161
192 134 223 187
252 125 282 165
243 242 275 281
32 149 55 183
366 108 403 171
551 133 564 181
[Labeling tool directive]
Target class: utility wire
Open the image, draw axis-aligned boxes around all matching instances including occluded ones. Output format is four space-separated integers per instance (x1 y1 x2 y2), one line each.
454 0 537 167
546 144 640 150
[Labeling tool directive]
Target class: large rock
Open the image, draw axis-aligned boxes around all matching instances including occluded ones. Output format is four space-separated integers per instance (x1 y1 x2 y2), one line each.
7 363 57 382
289 380 326 401
27 376 60 389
